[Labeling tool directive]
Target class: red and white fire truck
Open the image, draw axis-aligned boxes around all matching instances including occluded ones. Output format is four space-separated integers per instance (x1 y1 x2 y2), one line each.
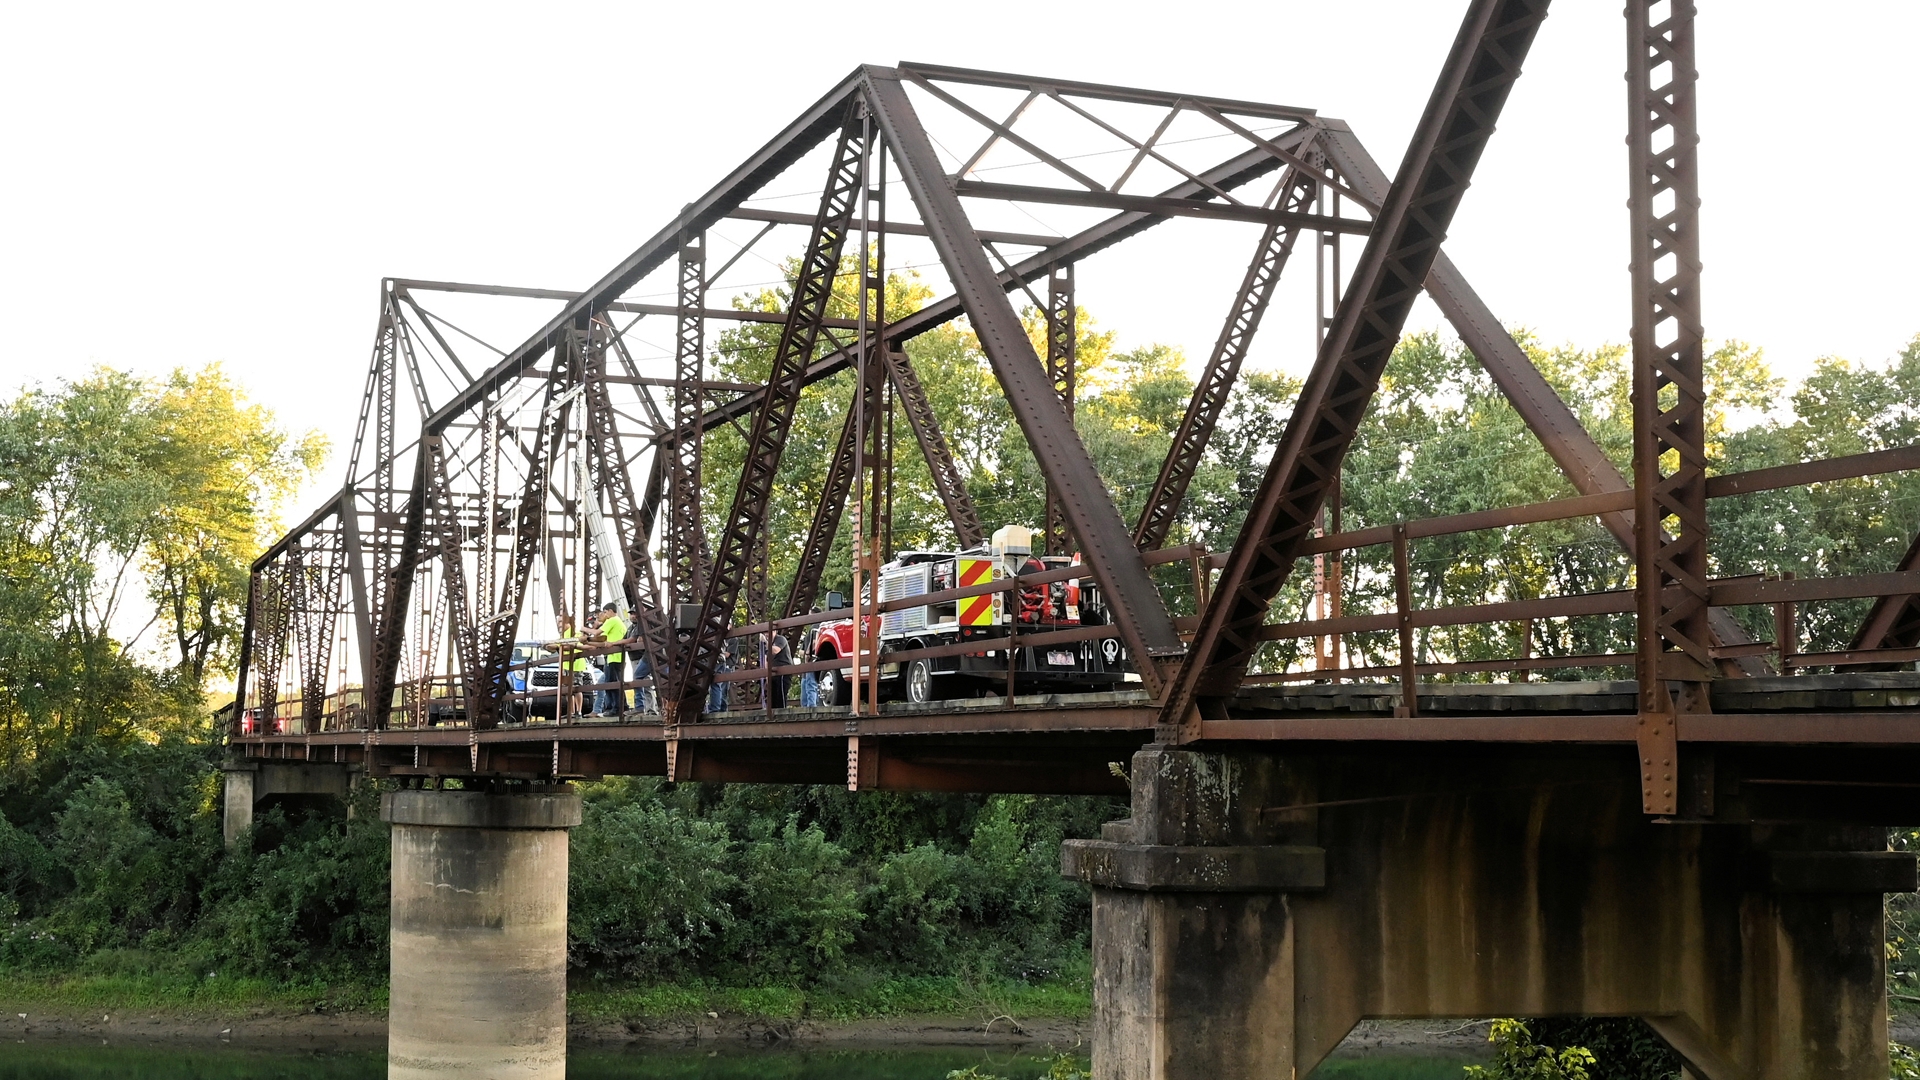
808 525 1132 705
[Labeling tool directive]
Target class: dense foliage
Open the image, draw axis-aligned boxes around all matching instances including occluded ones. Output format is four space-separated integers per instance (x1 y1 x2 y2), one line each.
1465 1020 1597 1080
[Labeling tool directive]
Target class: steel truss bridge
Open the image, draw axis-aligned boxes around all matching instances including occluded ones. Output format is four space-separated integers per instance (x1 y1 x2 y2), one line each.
232 2 1920 817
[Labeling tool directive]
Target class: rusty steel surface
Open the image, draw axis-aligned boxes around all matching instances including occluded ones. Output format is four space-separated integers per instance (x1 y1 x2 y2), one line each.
1165 0 1553 733
665 104 870 720
233 52 1920 800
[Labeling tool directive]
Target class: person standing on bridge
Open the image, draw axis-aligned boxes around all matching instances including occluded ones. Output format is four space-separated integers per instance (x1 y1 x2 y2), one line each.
765 631 790 709
593 603 641 715
799 612 821 708
709 641 733 714
547 614 590 719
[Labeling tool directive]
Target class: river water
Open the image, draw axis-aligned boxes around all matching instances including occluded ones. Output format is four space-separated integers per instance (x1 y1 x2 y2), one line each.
0 1044 1472 1079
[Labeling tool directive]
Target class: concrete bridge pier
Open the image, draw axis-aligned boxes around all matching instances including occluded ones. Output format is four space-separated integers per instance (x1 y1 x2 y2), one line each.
381 787 581 1080
222 761 355 844
1064 746 1914 1080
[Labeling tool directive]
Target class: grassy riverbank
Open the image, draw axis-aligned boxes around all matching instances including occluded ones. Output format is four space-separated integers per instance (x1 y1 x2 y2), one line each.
0 969 1091 1026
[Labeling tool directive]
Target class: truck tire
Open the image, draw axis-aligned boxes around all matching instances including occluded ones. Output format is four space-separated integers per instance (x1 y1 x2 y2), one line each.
904 658 937 704
817 658 853 707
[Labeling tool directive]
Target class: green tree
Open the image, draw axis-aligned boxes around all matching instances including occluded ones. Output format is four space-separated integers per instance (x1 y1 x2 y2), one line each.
0 365 320 767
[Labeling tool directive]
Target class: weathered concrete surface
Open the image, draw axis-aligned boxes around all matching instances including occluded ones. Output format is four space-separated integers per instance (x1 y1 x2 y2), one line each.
1069 747 1909 1080
382 788 580 1080
221 766 255 846
221 762 354 845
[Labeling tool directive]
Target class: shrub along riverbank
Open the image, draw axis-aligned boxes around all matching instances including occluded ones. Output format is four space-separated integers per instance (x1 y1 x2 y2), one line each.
0 733 1108 1025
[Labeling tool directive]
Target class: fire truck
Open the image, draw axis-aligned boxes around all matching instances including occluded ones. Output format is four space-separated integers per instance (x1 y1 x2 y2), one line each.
808 525 1131 705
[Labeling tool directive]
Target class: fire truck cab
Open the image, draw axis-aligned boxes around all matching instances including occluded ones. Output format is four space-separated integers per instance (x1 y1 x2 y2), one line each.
809 525 1131 705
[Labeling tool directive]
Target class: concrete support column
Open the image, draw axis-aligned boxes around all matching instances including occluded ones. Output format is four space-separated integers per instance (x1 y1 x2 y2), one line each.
1065 747 1913 1080
382 787 581 1080
222 765 256 846
1065 748 1323 1080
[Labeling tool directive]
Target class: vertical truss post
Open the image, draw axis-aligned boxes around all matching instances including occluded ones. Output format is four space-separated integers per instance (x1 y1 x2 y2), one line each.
1628 0 1709 814
670 235 708 605
1044 263 1076 554
852 120 887 716
866 68 1183 693
1392 523 1417 717
349 299 405 713
1134 161 1320 551
1162 0 1551 734
665 104 868 722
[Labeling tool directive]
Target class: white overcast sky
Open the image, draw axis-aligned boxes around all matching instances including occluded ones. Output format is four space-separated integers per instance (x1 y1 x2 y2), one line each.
2 1 1915 516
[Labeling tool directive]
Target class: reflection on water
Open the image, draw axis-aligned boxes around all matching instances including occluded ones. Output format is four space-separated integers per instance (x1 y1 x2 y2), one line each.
0 1043 1467 1079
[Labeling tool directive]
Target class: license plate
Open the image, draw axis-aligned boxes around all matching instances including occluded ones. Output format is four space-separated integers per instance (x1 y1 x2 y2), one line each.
1047 650 1074 666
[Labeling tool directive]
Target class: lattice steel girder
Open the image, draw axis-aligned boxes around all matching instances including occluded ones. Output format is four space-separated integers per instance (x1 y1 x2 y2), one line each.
669 236 708 604
1164 0 1553 731
1044 263 1076 555
866 68 1185 691
948 180 1370 234
665 103 870 721
1628 0 1709 815
1134 158 1321 552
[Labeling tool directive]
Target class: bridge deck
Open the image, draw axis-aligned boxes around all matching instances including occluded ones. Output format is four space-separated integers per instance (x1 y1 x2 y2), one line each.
229 673 1920 791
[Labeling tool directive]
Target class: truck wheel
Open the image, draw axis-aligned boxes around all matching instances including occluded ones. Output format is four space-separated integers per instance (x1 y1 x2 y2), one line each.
818 662 853 707
905 659 937 704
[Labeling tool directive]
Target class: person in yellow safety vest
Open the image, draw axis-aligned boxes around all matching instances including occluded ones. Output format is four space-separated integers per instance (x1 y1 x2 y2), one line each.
547 614 590 719
593 603 634 715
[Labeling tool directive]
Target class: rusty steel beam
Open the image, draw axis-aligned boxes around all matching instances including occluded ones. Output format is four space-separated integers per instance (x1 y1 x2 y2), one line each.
1165 0 1552 734
867 67 1186 692
1044 263 1076 554
1134 160 1320 551
950 180 1371 234
665 103 869 722
669 237 708 604
1628 0 1708 814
